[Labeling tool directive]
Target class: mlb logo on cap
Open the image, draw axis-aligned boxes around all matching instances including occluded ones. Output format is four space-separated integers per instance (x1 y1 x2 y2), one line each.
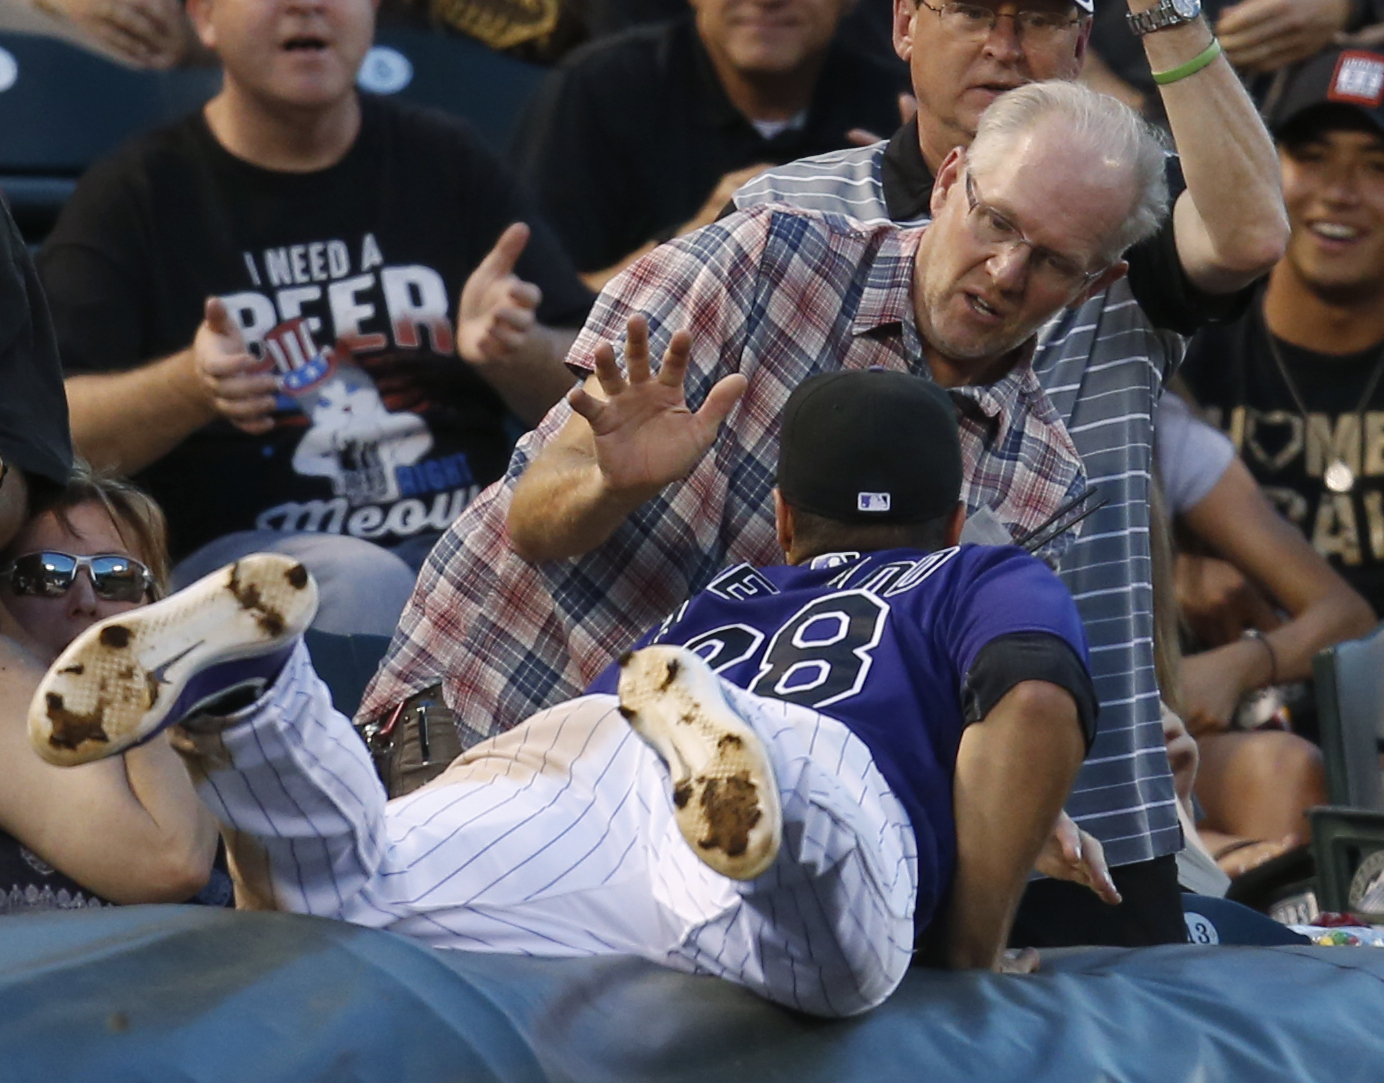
1330 51 1384 108
858 492 892 513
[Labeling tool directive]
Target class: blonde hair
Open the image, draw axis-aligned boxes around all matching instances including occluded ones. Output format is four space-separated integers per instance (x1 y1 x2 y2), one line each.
31 461 171 600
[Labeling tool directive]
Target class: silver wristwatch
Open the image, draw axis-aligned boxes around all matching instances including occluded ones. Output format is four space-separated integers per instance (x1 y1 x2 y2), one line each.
1126 0 1202 35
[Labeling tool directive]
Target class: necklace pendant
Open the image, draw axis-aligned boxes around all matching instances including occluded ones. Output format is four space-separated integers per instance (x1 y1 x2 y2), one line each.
1325 458 1356 494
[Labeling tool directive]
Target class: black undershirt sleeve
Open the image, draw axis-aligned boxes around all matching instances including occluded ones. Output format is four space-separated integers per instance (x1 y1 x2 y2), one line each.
960 632 1099 752
1124 155 1258 338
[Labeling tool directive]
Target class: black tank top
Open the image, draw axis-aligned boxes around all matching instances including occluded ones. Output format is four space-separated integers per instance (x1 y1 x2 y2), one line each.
0 827 113 915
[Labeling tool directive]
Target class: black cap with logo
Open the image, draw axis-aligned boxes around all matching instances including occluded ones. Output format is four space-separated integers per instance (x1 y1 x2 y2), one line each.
1265 46 1384 138
777 369 962 525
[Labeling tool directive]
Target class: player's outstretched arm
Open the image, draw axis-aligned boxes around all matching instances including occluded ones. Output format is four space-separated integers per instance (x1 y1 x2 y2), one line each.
944 680 1087 972
508 315 746 562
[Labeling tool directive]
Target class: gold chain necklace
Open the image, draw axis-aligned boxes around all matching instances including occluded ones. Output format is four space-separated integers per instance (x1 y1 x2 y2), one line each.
1264 330 1384 494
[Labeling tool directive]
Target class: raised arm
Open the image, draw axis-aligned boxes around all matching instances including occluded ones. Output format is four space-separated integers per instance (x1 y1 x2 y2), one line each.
1177 457 1377 734
945 680 1087 971
507 316 746 562
1133 1 1289 292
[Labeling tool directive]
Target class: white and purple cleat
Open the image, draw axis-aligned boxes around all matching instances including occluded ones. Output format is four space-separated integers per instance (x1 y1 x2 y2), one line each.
29 553 318 766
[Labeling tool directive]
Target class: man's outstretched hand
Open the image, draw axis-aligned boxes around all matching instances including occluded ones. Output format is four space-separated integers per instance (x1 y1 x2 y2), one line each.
1034 811 1123 906
567 316 747 502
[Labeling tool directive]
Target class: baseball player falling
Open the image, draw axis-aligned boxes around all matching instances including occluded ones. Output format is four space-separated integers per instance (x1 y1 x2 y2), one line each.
31 369 1116 1017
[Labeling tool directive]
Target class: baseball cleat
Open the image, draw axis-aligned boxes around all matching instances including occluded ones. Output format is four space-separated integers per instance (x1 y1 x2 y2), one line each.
29 554 318 766
617 646 781 880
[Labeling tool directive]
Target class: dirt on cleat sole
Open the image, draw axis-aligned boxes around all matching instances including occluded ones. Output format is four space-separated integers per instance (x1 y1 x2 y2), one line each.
617 646 781 880
29 553 318 766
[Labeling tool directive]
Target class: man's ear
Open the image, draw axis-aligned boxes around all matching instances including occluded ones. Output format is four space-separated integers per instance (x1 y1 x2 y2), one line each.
892 0 918 61
774 489 795 560
930 146 967 218
186 0 216 49
1070 258 1128 308
1072 14 1092 68
943 502 966 549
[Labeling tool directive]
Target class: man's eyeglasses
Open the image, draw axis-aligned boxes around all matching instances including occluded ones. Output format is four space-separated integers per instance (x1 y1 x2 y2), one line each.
963 170 1102 292
917 1 1082 43
0 551 154 603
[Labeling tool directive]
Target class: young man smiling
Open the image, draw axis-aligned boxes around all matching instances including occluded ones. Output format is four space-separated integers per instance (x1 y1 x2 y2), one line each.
1182 46 1384 615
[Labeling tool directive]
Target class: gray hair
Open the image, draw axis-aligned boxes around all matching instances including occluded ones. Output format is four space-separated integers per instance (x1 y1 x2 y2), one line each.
966 80 1170 263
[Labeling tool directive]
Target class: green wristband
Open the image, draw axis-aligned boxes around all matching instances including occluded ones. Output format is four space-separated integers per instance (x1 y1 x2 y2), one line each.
1152 39 1223 85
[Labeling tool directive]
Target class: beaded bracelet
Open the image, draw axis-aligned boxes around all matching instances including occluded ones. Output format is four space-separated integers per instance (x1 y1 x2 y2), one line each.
1152 39 1223 86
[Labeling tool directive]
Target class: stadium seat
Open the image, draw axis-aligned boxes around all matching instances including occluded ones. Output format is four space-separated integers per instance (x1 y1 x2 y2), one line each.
0 26 543 245
367 27 546 149
0 31 218 243
1314 621 1384 810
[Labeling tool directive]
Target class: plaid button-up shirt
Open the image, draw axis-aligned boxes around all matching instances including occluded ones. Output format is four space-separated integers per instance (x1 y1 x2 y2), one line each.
359 206 1087 749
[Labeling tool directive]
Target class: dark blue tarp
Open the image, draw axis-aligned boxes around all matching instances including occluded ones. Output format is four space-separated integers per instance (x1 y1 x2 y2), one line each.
0 905 1380 1082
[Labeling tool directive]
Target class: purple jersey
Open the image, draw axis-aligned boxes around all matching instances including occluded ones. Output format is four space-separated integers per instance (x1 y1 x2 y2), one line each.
588 544 1094 932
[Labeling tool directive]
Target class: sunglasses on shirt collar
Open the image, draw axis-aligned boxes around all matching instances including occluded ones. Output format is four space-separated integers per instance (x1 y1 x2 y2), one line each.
0 551 154 603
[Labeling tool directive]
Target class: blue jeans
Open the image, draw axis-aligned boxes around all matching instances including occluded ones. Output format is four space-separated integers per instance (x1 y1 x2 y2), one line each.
171 530 418 638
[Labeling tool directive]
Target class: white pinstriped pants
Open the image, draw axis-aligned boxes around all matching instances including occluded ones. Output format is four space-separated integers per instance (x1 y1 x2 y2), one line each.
192 645 919 1017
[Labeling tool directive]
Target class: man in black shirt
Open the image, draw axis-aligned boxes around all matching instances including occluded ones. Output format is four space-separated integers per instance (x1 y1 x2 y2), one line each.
0 196 72 560
0 198 74 756
38 0 593 635
508 0 906 288
1182 45 1384 614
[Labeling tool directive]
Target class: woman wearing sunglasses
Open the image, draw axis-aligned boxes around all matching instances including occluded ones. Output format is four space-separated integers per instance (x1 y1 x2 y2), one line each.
0 464 216 912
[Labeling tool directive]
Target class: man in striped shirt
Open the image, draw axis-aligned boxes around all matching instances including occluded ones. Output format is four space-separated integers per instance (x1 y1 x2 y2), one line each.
731 0 1287 943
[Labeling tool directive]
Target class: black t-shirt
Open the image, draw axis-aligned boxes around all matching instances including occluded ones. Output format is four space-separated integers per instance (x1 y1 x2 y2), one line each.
0 196 72 498
508 16 907 272
878 119 1252 335
39 95 593 560
1181 293 1384 614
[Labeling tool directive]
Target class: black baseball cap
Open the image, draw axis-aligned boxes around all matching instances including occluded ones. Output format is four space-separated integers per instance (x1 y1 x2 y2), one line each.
777 369 962 525
1265 47 1384 139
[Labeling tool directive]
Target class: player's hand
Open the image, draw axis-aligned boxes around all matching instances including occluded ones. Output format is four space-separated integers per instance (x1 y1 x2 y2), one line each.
35 0 189 68
1217 0 1350 73
568 316 748 500
1034 812 1122 906
456 222 544 368
193 297 278 435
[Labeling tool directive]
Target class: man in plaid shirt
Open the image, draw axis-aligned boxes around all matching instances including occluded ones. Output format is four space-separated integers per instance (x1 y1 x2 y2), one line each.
360 84 1165 939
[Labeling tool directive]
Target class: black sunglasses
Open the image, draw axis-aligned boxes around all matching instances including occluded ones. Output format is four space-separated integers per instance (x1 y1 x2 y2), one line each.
0 551 154 603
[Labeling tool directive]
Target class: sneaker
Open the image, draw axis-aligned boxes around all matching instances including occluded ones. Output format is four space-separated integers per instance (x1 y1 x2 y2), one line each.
29 554 319 766
617 646 781 880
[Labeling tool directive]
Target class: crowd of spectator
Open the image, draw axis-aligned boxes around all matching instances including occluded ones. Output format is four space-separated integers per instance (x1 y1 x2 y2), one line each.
2 0 1384 988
